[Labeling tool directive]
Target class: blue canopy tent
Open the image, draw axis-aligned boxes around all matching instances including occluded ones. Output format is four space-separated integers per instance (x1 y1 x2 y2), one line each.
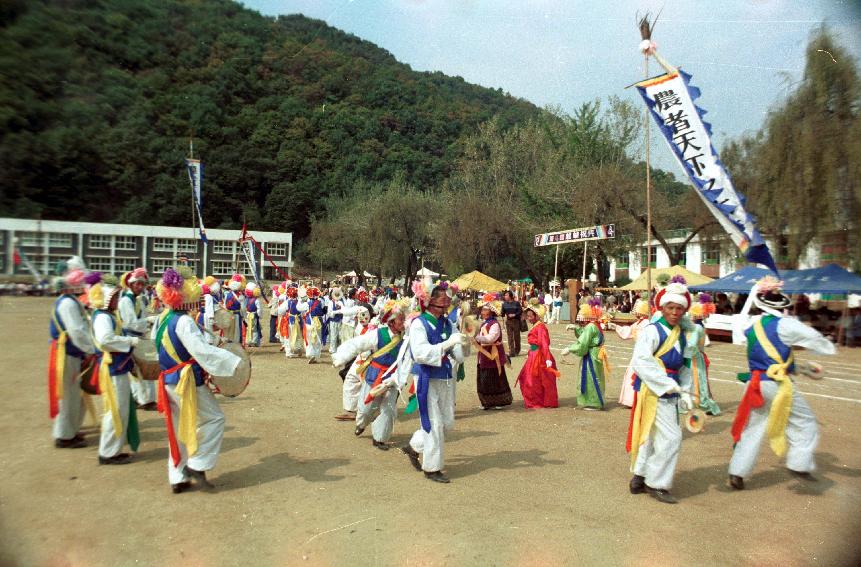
688 266 772 293
690 263 861 294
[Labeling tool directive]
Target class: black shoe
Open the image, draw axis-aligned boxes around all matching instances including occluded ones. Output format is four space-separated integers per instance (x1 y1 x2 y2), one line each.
171 481 192 494
354 426 365 436
424 471 450 484
98 453 132 465
646 486 678 504
372 440 389 451
629 474 646 494
788 469 817 481
401 445 422 471
729 475 745 490
137 402 158 411
184 466 214 489
55 437 87 449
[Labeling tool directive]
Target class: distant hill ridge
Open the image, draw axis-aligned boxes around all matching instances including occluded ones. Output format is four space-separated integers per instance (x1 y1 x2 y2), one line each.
0 0 542 236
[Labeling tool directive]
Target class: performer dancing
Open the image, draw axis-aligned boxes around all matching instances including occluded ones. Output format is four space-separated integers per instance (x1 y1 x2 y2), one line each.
48 258 96 448
516 298 559 408
563 300 610 410
278 285 305 358
627 282 694 504
473 294 512 409
244 282 262 347
120 268 157 410
401 282 467 483
223 274 246 344
91 274 141 465
333 302 406 449
152 268 241 494
327 287 345 354
300 286 326 363
728 277 835 490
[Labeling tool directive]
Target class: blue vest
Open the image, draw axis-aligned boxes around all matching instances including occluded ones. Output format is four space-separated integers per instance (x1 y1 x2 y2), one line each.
746 315 795 377
364 328 399 385
288 299 302 324
157 313 204 386
415 313 453 381
304 300 324 324
93 310 134 375
246 297 258 314
653 321 686 373
122 291 145 337
50 295 87 358
330 300 343 323
225 291 242 312
447 307 460 327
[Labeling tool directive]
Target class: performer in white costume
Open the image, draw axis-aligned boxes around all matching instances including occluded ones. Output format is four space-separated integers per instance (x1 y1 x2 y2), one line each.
48 257 96 448
627 282 694 504
119 268 157 410
151 267 241 494
728 277 835 490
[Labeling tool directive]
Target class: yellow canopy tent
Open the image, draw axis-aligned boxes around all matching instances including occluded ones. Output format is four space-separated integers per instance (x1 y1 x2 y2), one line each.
618 265 713 291
452 270 508 293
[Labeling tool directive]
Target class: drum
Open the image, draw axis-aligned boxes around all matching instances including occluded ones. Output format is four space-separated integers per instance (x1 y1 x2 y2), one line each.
685 408 707 433
209 343 251 397
132 339 161 381
213 309 236 337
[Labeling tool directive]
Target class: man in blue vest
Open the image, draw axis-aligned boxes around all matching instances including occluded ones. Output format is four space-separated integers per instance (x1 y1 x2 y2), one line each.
120 268 158 410
627 282 694 504
728 277 835 490
401 283 468 483
92 275 141 465
333 301 406 449
48 258 96 448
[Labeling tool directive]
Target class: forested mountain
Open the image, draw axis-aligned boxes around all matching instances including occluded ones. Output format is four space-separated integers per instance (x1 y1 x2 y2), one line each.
0 0 542 236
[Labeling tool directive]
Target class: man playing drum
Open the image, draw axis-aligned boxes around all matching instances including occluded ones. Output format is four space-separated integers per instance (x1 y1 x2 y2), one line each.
151 268 241 494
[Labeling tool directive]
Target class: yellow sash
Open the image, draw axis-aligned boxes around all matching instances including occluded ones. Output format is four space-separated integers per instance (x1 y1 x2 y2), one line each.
158 313 200 457
752 318 795 457
356 334 402 377
50 309 67 402
94 312 124 439
629 325 680 468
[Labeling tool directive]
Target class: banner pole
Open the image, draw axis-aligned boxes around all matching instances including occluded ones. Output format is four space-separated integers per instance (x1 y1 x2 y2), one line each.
582 241 588 284
644 53 653 305
554 244 560 288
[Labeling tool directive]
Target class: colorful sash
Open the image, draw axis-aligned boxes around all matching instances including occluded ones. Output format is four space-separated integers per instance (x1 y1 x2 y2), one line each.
627 324 680 467
92 311 139 449
731 318 794 456
48 307 69 418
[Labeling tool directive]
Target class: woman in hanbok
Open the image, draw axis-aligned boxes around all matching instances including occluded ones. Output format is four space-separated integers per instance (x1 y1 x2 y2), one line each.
687 293 720 415
473 294 512 409
563 300 611 410
516 299 559 408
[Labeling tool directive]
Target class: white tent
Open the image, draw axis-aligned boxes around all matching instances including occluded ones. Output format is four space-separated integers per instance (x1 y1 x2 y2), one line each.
341 271 357 278
416 267 440 277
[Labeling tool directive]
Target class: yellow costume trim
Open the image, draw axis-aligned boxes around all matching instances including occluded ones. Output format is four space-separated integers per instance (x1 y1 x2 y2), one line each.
597 344 612 380
356 334 402 377
50 310 67 402
160 326 200 458
94 315 124 440
629 324 680 468
752 318 794 457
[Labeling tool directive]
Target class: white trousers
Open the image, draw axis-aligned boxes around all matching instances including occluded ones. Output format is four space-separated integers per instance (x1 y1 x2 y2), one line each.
328 321 342 353
356 381 398 442
551 305 561 324
229 312 243 344
729 381 819 478
165 383 225 485
53 355 85 440
342 364 363 412
305 336 322 360
632 397 682 490
98 373 132 458
131 377 156 405
409 379 456 473
339 322 356 345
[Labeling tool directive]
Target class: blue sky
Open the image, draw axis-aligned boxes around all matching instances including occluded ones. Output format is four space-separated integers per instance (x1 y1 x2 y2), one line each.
242 0 861 173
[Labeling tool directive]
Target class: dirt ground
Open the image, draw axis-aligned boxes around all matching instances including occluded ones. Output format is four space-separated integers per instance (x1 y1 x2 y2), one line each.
1 297 860 567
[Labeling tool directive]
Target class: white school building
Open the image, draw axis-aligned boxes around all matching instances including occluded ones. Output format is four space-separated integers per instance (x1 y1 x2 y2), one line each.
0 218 293 280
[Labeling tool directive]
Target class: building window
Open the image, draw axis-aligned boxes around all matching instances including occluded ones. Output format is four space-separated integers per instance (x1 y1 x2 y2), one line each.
211 260 234 275
49 233 73 247
86 256 114 271
703 242 721 264
616 254 629 269
153 238 174 252
19 232 43 247
89 235 112 249
266 242 287 256
641 247 657 268
114 258 137 272
213 240 234 254
677 246 687 266
177 239 197 253
115 236 136 250
151 258 175 273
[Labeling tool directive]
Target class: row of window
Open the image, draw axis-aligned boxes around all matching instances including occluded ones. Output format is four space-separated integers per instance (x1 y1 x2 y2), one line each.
13 233 288 256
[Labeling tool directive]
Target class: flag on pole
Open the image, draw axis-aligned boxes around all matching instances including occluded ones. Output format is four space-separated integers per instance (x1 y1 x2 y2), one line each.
185 158 207 243
634 69 778 274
